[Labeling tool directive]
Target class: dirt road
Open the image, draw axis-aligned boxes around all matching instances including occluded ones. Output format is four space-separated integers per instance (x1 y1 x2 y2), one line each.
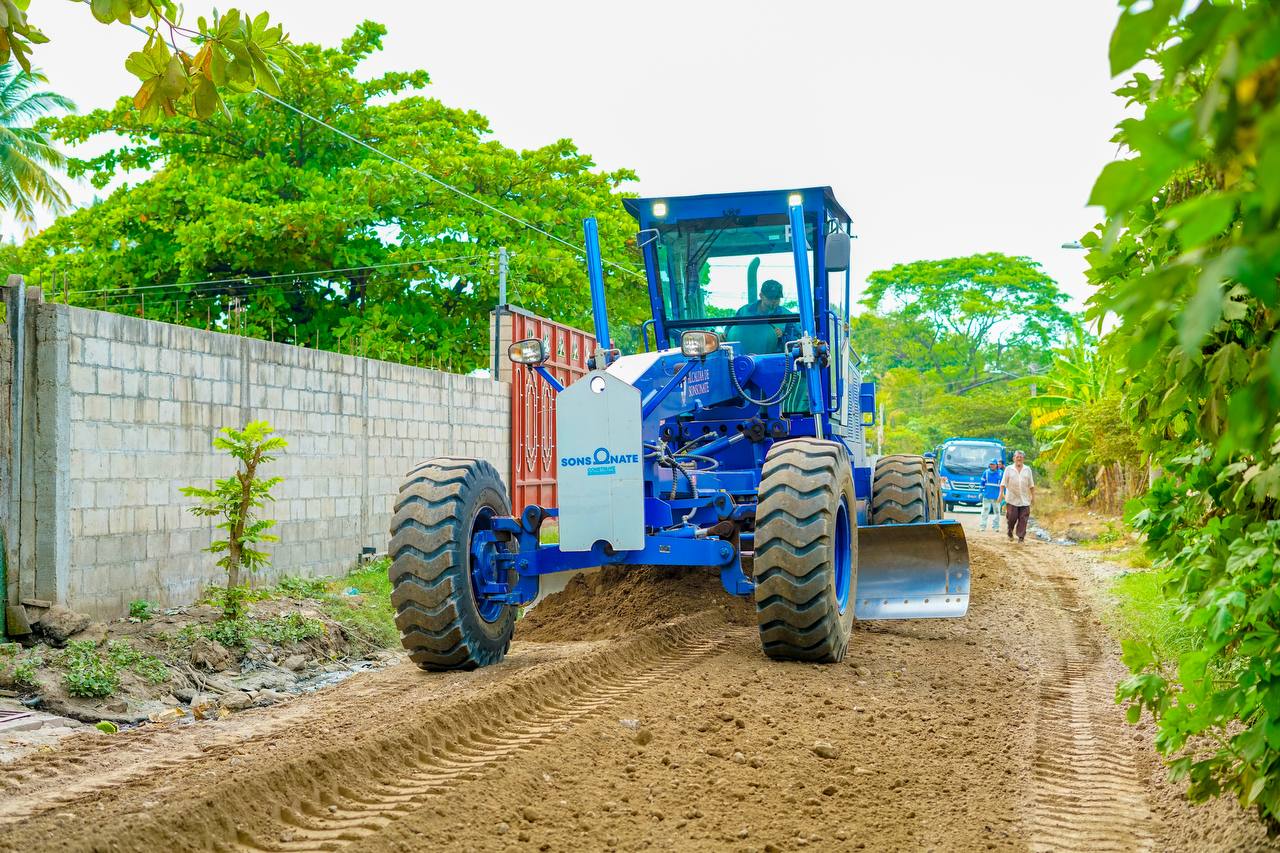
1 513 1273 852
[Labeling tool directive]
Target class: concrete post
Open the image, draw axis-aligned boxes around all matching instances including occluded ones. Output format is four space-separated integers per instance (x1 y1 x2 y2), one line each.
30 296 70 606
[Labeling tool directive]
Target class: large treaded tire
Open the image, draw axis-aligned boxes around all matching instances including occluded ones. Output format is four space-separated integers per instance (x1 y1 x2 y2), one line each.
388 457 515 671
924 457 942 519
752 438 857 663
871 454 930 524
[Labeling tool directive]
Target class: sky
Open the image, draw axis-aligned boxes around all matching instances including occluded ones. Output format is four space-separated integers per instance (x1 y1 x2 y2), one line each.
13 1 1127 311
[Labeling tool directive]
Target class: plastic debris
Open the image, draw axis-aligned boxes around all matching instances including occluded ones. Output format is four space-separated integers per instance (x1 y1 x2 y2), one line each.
149 707 186 724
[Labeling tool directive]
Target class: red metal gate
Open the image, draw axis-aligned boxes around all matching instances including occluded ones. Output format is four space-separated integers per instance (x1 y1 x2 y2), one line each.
500 307 593 514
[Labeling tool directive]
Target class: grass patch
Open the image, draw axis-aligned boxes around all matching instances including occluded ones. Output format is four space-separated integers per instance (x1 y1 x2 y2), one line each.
275 576 331 599
105 640 172 684
1104 570 1198 667
323 559 397 653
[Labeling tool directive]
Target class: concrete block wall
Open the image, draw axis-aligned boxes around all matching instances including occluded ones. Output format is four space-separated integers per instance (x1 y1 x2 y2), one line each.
31 307 509 619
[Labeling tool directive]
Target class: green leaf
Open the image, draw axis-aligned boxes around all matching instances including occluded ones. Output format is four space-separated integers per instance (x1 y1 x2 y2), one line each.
192 76 218 120
157 54 187 101
1179 274 1224 352
124 49 157 80
1171 194 1237 249
90 0 116 24
1109 1 1177 76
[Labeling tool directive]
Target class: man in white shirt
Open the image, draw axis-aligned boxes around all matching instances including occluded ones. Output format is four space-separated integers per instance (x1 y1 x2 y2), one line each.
999 450 1035 543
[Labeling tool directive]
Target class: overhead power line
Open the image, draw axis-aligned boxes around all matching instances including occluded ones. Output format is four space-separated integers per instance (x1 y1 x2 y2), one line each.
69 254 484 299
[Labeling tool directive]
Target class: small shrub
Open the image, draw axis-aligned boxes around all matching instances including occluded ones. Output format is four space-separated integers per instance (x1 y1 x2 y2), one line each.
180 421 286 594
60 641 120 698
203 618 252 648
275 576 330 599
128 599 157 621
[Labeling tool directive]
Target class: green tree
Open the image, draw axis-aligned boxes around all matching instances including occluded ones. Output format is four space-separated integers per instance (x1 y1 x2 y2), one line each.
0 2 295 119
0 62 72 224
1016 327 1142 509
180 421 285 616
862 253 1073 383
5 22 645 371
1084 0 1280 825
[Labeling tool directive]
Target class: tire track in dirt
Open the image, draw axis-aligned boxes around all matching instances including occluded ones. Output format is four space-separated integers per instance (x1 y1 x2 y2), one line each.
232 630 730 852
1026 551 1153 852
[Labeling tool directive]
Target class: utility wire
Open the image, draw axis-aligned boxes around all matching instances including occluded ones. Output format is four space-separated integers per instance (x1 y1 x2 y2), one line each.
80 260 488 313
68 254 483 299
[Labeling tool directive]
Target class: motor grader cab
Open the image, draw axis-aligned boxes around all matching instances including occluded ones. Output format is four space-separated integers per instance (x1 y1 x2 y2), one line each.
388 187 968 670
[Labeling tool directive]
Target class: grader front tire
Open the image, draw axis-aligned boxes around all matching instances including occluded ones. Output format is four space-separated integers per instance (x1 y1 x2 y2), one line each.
388 457 515 671
752 438 857 663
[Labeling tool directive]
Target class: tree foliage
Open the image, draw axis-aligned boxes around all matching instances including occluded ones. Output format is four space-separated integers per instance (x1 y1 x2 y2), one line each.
3 23 645 371
1016 327 1142 510
0 1 295 120
862 252 1073 383
0 61 73 223
1085 0 1280 824
850 306 1040 458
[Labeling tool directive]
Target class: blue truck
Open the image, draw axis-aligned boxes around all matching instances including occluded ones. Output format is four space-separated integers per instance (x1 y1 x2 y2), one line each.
936 437 1006 511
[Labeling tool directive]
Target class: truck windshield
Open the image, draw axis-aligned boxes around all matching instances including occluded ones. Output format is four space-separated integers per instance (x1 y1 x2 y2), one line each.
654 214 815 354
942 443 1001 474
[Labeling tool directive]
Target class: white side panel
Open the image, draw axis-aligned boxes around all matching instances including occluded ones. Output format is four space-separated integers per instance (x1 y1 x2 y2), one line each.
556 370 645 552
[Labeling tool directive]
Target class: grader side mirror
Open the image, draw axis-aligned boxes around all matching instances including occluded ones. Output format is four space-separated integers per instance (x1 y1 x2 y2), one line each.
508 337 550 366
825 231 852 272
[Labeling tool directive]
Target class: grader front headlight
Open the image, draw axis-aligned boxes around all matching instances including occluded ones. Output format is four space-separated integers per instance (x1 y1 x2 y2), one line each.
680 330 721 358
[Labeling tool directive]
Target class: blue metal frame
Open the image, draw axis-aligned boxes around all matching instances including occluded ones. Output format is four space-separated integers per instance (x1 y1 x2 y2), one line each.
583 216 612 362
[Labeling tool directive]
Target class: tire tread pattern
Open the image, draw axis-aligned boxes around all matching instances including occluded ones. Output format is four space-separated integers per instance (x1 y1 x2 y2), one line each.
389 457 514 671
871 454 929 525
752 438 856 663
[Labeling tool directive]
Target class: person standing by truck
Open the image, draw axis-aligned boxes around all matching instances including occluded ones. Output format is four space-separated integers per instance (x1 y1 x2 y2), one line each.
978 459 1003 531
999 450 1035 542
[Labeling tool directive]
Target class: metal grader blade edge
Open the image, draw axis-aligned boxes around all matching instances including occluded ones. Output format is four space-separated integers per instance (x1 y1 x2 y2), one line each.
854 520 970 620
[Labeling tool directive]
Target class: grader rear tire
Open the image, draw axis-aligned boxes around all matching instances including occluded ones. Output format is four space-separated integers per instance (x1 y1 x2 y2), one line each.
924 457 942 519
871 454 929 525
388 457 515 671
752 438 857 663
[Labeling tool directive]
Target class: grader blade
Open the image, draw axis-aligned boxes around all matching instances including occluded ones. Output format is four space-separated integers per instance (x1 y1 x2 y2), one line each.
855 520 969 620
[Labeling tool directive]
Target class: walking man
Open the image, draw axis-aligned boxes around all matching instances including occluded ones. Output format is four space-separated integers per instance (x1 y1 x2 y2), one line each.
978 459 1002 531
999 450 1035 542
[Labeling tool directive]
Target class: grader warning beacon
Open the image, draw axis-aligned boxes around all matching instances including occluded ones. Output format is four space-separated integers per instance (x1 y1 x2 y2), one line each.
389 187 969 669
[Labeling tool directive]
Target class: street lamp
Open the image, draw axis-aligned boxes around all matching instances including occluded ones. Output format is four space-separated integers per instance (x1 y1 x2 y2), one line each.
1061 241 1084 249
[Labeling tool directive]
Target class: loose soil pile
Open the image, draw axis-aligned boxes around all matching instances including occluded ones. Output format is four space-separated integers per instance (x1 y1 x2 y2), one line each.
516 565 755 642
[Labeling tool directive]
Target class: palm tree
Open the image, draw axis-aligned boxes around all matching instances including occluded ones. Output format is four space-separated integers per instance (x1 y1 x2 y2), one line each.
0 62 74 225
